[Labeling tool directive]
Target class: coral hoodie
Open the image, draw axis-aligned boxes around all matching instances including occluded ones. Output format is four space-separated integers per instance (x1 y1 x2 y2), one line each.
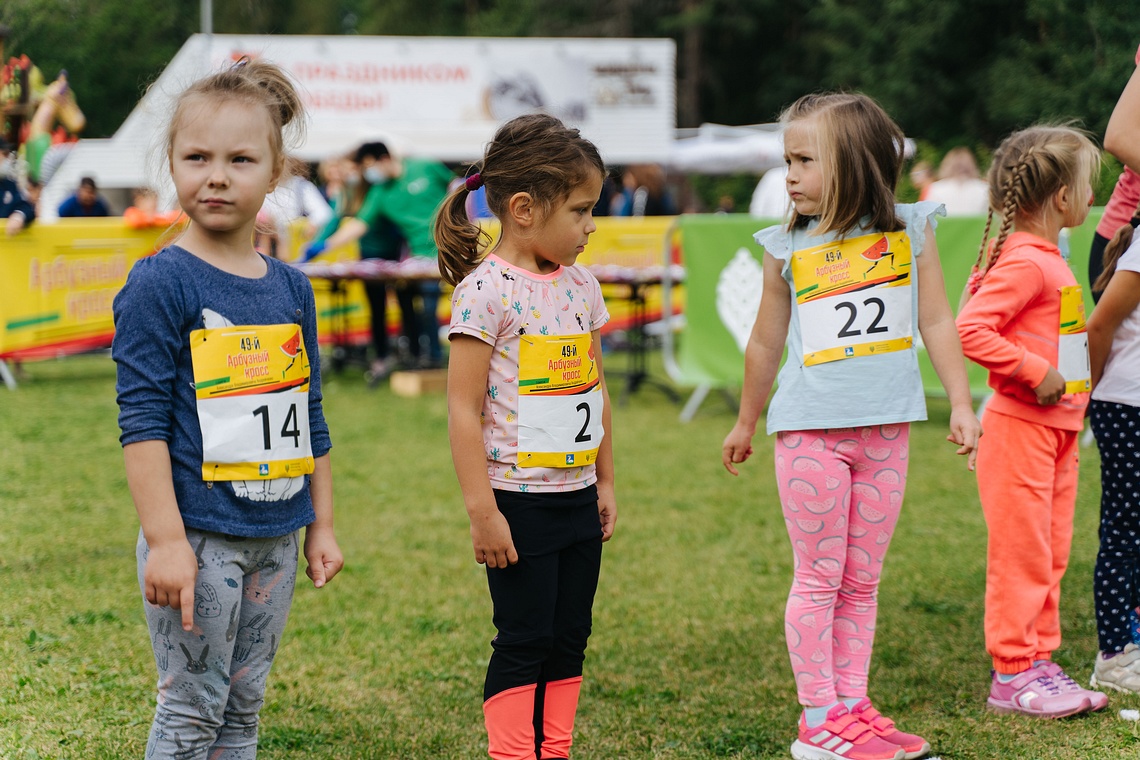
956 231 1089 431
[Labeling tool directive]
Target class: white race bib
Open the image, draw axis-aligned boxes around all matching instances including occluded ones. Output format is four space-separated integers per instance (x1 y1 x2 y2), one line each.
1057 285 1090 394
791 232 914 366
517 333 603 468
190 323 315 481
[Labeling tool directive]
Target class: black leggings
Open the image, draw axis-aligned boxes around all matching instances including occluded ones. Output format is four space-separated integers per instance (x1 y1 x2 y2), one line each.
363 280 391 359
1091 400 1140 653
484 485 603 702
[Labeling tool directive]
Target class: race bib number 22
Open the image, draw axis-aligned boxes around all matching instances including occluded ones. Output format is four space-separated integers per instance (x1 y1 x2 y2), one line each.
791 231 914 366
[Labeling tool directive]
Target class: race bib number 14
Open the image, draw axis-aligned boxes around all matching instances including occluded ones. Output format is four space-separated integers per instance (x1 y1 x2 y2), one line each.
517 333 604 468
190 323 315 481
791 231 914 366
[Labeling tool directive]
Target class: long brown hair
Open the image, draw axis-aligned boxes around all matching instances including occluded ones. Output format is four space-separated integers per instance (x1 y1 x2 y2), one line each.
433 113 605 286
1094 201 1140 293
780 92 905 237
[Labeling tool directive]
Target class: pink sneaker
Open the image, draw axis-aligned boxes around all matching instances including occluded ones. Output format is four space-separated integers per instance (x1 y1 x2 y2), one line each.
847 698 930 759
791 703 905 760
1036 660 1108 711
986 667 1091 718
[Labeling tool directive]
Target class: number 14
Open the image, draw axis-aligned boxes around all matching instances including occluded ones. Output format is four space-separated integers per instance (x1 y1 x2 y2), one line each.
252 404 301 449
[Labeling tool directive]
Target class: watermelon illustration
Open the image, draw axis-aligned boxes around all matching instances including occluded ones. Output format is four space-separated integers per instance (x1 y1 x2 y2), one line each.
796 517 825 534
856 501 888 523
804 497 837 515
860 235 890 262
789 478 819 496
812 557 841 574
864 446 893 462
874 468 902 485
280 329 302 358
793 456 825 472
816 535 845 552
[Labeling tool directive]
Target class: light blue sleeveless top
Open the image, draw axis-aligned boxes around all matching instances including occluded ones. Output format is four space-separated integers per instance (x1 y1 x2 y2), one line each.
753 202 945 434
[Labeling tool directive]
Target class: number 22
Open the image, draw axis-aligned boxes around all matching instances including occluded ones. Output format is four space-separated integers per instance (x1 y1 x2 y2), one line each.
835 297 889 338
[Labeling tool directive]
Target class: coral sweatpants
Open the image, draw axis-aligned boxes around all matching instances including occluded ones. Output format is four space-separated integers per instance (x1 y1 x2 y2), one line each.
777 425 910 706
976 409 1079 674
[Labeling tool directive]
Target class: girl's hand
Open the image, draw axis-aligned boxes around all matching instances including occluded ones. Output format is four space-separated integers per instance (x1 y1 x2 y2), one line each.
1034 367 1066 405
722 423 756 476
144 539 199 631
947 406 983 471
597 482 617 542
470 508 518 568
303 525 344 589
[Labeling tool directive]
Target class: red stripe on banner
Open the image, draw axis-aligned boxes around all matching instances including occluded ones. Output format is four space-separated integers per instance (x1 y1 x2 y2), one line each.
0 332 115 361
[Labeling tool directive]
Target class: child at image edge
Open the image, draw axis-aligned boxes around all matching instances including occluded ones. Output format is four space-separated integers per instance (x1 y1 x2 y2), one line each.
112 59 343 757
436 113 617 760
956 125 1107 717
1087 203 1140 694
722 93 982 760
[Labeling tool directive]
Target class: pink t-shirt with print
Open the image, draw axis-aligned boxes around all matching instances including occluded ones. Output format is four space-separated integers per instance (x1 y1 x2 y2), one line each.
449 254 610 493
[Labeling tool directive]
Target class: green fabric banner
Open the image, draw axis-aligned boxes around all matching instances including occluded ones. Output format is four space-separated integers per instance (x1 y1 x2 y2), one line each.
675 210 1103 397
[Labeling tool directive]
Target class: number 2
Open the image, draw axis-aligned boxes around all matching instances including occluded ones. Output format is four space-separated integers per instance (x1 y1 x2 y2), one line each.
575 402 592 443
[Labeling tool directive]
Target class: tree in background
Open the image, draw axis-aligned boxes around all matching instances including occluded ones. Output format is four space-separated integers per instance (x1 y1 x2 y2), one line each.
3 0 1140 196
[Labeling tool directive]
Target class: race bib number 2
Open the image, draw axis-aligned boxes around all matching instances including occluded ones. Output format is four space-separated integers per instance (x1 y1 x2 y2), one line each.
790 231 914 366
517 333 604 468
190 323 315 481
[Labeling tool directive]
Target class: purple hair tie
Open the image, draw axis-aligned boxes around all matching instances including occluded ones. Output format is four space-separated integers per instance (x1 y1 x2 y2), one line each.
465 173 483 192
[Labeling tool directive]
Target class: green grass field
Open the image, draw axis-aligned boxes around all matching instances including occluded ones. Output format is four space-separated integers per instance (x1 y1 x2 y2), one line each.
3 353 1140 759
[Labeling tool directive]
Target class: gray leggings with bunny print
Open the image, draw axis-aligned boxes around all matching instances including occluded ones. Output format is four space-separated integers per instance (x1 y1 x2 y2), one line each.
137 527 297 760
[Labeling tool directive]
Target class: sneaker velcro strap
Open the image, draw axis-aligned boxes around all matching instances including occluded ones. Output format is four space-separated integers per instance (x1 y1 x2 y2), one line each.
832 714 874 742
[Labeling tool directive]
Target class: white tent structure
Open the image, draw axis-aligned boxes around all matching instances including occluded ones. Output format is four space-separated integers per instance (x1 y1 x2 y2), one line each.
40 33 676 220
667 123 785 175
665 122 918 176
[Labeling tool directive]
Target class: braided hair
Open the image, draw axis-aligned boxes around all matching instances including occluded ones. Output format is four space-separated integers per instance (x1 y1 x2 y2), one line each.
970 126 1100 292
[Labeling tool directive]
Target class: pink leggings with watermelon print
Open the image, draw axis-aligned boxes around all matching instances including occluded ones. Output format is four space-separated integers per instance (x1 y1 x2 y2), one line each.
775 424 910 706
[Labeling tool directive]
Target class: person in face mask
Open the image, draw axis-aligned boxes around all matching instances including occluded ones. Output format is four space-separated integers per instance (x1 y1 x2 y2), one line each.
305 146 408 384
303 141 455 375
0 138 35 235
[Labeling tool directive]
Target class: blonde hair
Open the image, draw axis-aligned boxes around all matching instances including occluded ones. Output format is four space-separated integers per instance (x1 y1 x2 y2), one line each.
780 92 905 236
165 58 305 180
434 113 605 286
973 125 1101 278
937 147 982 180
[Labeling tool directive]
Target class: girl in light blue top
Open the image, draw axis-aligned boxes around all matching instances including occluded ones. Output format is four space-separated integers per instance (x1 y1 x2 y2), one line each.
722 92 980 760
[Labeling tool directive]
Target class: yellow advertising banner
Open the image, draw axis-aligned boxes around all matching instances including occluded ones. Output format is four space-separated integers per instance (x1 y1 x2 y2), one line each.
0 216 681 363
0 219 172 360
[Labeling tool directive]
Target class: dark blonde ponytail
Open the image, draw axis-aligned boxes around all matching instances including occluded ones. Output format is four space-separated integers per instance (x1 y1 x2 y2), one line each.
435 175 492 287
433 114 605 287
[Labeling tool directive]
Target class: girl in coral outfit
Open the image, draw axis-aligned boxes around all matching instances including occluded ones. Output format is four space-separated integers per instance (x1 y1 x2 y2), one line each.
723 92 981 760
436 114 616 760
956 125 1106 718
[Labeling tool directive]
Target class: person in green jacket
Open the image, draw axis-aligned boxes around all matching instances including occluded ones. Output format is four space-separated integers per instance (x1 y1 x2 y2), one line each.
305 142 454 371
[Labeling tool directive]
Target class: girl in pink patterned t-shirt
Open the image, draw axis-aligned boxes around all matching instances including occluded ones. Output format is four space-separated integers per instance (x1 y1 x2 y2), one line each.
434 113 615 760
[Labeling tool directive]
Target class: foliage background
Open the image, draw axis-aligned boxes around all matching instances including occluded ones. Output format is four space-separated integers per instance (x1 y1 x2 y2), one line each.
3 1 1140 208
